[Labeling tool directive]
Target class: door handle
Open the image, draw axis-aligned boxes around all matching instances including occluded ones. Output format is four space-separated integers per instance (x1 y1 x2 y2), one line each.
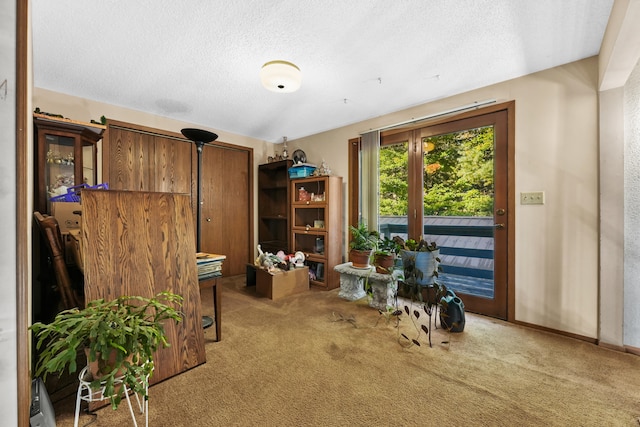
206 217 212 222
496 209 505 216
494 223 505 229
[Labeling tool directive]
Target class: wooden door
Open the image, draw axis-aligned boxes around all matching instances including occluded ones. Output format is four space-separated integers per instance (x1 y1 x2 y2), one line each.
415 110 509 319
200 144 253 276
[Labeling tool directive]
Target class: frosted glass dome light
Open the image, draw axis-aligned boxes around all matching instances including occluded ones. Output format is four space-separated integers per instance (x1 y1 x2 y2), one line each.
260 60 301 93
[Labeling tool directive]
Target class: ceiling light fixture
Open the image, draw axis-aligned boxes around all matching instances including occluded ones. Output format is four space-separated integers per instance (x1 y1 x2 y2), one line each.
260 60 301 93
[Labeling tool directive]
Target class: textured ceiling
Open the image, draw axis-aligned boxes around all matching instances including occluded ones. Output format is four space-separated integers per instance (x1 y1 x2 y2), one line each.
32 0 614 143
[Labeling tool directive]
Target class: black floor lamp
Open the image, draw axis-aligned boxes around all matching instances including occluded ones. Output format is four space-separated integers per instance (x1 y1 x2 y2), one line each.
181 128 218 329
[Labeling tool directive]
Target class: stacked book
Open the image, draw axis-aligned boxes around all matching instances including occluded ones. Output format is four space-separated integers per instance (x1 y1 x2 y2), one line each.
196 252 226 280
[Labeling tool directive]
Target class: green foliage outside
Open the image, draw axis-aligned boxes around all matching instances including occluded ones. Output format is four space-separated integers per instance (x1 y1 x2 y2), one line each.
379 126 494 217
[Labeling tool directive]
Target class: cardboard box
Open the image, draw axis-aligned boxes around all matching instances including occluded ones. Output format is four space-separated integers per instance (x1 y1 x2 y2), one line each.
67 229 83 272
256 266 310 300
51 202 82 232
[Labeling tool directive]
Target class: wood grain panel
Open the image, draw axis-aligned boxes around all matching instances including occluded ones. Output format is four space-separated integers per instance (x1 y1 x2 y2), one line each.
154 135 193 194
106 127 155 191
201 145 252 275
81 190 205 385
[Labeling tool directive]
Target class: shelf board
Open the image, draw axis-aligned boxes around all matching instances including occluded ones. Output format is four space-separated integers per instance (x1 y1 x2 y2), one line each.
34 112 106 133
260 184 289 190
261 215 287 220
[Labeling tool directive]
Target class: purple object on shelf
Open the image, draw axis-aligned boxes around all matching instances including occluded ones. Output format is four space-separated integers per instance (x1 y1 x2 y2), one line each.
49 183 109 202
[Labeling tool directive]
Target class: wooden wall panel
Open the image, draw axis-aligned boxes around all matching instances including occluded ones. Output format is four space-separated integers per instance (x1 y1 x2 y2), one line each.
81 189 205 385
105 126 155 191
102 120 254 277
153 135 193 194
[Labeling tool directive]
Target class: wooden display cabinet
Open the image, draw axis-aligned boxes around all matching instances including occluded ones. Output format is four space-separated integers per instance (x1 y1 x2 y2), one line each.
290 175 343 289
34 114 104 214
258 160 293 254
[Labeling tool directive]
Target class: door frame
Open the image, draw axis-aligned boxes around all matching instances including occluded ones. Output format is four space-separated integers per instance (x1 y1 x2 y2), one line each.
348 101 515 321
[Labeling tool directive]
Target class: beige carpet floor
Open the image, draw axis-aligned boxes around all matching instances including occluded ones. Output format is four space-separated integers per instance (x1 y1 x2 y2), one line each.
50 275 640 426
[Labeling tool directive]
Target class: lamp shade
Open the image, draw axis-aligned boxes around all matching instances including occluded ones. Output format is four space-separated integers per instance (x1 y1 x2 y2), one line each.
181 128 218 143
260 60 301 93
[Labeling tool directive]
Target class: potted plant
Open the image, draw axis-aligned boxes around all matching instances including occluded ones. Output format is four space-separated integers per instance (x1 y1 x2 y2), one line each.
30 291 184 409
348 221 378 268
373 235 401 274
392 236 465 346
397 237 441 288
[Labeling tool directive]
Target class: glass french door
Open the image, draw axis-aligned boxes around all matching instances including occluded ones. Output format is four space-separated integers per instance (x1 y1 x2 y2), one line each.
379 109 509 319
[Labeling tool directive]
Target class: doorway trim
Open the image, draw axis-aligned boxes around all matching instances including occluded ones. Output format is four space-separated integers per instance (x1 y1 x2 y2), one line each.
17 0 31 424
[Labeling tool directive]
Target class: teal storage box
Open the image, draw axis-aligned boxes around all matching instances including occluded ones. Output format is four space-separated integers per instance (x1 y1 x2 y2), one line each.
288 165 316 179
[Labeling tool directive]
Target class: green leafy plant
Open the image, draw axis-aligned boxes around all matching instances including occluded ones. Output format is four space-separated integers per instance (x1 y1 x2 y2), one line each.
398 236 439 253
394 236 441 298
349 221 379 268
375 235 401 257
372 235 401 274
348 221 379 251
30 291 184 409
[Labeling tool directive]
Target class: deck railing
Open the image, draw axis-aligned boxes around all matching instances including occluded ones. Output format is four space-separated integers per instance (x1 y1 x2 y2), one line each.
379 221 494 280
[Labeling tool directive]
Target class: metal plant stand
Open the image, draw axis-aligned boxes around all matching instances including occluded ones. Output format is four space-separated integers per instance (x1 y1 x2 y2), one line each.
74 365 149 427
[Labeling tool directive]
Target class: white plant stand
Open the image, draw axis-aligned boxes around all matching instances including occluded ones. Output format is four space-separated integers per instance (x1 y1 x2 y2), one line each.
74 365 149 427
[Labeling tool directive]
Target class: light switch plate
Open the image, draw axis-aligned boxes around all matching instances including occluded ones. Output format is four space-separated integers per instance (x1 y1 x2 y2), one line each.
520 191 544 205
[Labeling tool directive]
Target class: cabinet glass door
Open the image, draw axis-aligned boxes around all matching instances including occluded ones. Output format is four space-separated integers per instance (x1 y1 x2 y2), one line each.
82 145 95 186
45 134 77 198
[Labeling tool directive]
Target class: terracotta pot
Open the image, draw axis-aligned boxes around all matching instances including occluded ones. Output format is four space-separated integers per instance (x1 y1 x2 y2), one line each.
84 347 134 380
349 249 373 268
374 253 395 274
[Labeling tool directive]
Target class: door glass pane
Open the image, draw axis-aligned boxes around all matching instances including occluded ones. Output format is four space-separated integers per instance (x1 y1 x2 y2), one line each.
378 142 408 241
423 126 495 299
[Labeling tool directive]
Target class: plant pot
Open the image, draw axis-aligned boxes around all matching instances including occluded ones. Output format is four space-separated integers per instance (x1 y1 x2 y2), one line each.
373 253 395 274
400 249 440 285
84 347 134 381
349 249 373 269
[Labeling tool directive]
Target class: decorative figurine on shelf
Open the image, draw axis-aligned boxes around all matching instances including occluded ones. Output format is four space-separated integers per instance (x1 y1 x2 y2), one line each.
255 244 288 272
313 159 332 176
282 136 289 160
298 187 310 201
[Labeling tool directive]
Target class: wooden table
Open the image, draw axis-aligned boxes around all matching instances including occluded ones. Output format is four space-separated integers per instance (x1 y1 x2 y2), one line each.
199 277 221 341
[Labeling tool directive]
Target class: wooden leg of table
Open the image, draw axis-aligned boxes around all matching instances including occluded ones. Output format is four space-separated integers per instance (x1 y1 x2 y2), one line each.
213 279 221 341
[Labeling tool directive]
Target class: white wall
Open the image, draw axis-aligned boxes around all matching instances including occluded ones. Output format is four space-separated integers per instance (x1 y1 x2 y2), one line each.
293 58 601 338
624 58 640 348
0 0 19 424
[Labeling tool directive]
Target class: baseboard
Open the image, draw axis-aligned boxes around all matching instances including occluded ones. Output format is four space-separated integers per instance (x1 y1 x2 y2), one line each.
597 341 626 352
512 320 597 344
518 329 640 357
625 345 640 356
